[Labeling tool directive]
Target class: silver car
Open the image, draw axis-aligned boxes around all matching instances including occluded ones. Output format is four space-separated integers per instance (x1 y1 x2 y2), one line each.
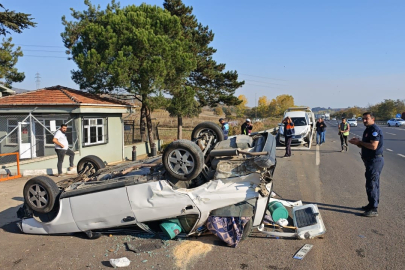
17 122 277 239
347 119 358 127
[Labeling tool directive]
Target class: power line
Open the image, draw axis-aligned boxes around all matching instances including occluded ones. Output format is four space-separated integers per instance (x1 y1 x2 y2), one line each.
240 73 287 81
24 55 69 59
243 83 283 89
244 79 285 86
23 49 66 53
16 44 65 48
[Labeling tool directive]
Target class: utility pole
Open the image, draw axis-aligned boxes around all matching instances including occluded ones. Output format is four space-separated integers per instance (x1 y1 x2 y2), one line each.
35 73 41 90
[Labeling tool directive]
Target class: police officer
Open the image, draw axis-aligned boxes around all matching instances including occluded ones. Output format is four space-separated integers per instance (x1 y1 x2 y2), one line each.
349 112 384 217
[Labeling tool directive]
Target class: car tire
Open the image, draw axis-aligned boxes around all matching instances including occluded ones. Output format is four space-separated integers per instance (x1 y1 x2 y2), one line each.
163 140 204 181
387 123 390 127
241 218 253 241
191 122 224 143
77 155 106 177
396 123 399 127
23 176 60 214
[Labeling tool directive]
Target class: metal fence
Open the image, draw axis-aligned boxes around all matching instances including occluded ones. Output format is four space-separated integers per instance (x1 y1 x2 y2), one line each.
0 113 78 165
124 120 159 145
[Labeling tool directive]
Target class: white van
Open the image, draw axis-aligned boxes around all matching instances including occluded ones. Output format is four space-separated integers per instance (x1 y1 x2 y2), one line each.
278 107 316 147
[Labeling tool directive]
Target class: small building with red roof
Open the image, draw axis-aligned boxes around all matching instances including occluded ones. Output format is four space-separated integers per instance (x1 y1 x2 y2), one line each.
0 86 155 176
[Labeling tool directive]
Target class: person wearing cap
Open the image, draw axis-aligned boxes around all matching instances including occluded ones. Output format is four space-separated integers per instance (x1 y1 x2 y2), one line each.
219 118 230 140
241 119 253 135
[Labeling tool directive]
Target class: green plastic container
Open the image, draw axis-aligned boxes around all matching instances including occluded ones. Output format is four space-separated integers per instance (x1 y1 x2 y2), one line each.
267 201 289 222
160 219 182 239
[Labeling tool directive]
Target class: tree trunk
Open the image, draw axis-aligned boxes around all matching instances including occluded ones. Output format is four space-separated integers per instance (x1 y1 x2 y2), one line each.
140 102 147 142
177 115 183 140
145 105 154 147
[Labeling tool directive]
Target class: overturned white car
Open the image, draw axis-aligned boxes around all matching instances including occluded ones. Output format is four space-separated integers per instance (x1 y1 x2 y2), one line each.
17 122 325 244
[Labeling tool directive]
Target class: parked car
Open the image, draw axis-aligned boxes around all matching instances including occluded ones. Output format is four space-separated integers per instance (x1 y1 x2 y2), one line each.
387 118 405 127
357 117 362 121
17 122 278 240
347 119 358 127
278 107 316 147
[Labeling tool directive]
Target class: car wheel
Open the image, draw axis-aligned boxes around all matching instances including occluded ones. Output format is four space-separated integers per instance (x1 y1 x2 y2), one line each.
163 140 204 181
396 123 399 127
241 218 253 241
23 176 60 214
77 155 106 177
191 122 224 143
387 123 390 127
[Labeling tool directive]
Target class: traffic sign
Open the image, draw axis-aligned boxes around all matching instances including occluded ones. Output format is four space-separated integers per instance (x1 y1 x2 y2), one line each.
396 113 401 118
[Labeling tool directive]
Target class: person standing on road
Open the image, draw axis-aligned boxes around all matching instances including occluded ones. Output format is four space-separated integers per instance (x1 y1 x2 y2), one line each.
219 118 230 140
53 124 75 177
241 119 253 135
339 117 350 152
349 112 384 217
282 116 295 158
316 118 327 145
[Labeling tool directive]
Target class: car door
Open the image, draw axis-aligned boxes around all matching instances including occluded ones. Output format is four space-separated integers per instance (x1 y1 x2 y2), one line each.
126 181 200 223
69 185 136 231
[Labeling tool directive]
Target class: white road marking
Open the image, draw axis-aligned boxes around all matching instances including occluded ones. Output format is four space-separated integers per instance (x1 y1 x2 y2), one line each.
398 154 405 158
315 144 320 166
386 149 393 152
386 132 396 136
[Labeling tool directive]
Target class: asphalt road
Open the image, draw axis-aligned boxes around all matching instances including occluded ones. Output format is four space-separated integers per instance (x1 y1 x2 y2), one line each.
0 126 404 269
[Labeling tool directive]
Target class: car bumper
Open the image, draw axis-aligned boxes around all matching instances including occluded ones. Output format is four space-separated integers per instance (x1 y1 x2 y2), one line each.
279 135 305 145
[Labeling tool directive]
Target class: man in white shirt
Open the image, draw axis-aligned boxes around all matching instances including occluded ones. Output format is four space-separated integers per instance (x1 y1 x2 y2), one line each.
53 124 75 177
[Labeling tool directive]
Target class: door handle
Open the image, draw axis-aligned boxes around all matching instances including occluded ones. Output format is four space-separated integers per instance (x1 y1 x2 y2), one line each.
185 205 194 210
122 216 135 222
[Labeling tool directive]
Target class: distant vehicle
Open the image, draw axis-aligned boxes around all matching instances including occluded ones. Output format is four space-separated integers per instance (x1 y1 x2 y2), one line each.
357 117 362 121
331 117 336 121
278 107 316 148
347 119 358 127
324 113 330 121
387 118 405 127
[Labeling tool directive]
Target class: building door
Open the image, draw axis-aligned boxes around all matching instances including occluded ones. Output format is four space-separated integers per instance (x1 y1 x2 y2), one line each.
35 121 45 157
18 121 36 159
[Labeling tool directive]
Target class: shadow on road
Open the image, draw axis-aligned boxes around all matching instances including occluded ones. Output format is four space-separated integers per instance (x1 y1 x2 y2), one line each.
302 201 364 216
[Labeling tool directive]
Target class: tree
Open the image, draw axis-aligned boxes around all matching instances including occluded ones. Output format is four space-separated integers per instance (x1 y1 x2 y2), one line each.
258 96 270 118
62 0 196 146
0 4 36 36
0 37 25 88
276 94 294 114
236 95 248 117
164 0 244 137
166 87 200 139
213 107 223 116
0 4 35 87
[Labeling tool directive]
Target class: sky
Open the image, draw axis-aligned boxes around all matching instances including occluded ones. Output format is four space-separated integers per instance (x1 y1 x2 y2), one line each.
3 0 405 108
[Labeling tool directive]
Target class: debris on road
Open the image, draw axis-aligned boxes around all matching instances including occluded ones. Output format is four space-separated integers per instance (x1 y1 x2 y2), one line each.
109 257 131 268
293 244 313 260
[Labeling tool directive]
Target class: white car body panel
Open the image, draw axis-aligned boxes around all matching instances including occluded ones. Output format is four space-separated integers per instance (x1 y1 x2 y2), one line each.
126 180 199 223
21 199 80 234
70 187 136 231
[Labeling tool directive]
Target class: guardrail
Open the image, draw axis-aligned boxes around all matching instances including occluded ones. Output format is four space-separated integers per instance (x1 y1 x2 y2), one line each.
0 152 21 182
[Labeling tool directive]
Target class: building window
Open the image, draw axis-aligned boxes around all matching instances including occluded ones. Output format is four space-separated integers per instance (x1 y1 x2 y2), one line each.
82 118 107 146
44 120 72 146
6 119 18 144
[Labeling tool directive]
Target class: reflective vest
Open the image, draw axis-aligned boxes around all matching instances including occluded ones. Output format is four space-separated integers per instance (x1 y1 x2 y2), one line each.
340 123 349 136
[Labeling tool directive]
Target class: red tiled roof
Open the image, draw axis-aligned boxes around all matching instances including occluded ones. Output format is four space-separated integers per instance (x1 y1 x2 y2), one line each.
0 85 132 106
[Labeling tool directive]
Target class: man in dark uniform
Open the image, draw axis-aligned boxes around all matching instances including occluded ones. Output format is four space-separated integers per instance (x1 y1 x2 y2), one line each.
349 112 384 217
